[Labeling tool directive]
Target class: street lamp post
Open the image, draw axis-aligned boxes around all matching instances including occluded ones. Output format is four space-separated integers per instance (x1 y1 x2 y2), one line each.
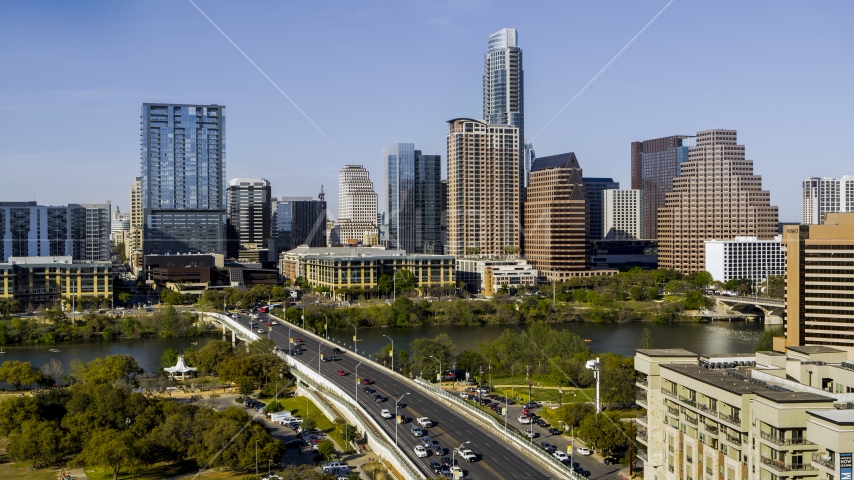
355 361 363 402
429 355 442 388
559 388 563 408
526 365 532 403
288 326 293 356
383 335 394 372
586 357 601 413
394 392 410 447
452 441 470 468
351 322 358 353
495 387 510 434
255 439 258 478
322 313 328 340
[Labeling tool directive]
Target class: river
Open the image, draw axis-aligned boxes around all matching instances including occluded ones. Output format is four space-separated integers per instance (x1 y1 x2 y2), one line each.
1 320 767 378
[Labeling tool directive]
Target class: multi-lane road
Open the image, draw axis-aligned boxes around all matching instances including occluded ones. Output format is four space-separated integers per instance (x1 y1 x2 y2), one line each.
228 311 560 479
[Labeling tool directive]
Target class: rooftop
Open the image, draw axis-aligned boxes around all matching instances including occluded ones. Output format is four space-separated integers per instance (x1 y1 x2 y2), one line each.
754 391 835 404
531 153 579 172
788 346 846 355
636 349 697 358
807 409 854 425
757 351 785 356
661 364 774 396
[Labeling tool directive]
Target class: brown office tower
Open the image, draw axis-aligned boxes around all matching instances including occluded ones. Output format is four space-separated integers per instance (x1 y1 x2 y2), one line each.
658 129 778 273
523 153 589 272
781 214 854 357
446 118 521 257
630 135 694 239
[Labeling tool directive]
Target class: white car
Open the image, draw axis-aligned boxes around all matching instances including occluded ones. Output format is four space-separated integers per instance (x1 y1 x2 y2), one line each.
577 447 592 456
524 429 538 439
450 466 465 477
518 416 532 424
271 320 278 325
257 328 265 333
414 445 428 458
417 417 433 428
456 448 477 462
381 409 392 419
553 451 570 463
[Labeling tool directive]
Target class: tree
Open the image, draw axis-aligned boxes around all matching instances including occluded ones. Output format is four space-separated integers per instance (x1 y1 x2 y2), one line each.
40 358 64 386
316 439 336 461
264 400 284 413
160 348 179 370
639 327 655 349
572 289 588 303
187 340 233 375
600 354 636 405
340 424 357 443
578 411 626 453
684 291 712 310
80 354 143 384
553 403 594 429
692 271 713 289
646 286 660 301
237 377 255 396
394 269 416 293
628 286 645 301
72 428 142 480
755 327 783 352
7 419 64 466
0 360 44 390
301 418 317 432
377 274 393 296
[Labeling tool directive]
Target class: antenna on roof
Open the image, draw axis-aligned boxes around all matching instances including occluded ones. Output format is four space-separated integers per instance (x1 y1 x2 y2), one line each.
318 185 325 202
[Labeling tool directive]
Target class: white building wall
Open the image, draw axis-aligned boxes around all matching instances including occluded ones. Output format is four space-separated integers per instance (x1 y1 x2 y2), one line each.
603 189 641 240
704 236 785 283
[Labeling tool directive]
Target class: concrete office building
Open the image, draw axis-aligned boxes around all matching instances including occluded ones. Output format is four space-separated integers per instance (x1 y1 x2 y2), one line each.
631 135 694 239
704 236 785 285
0 202 111 263
802 176 854 225
111 207 130 243
636 346 854 480
582 177 620 240
781 213 854 356
523 153 588 273
128 177 143 266
330 165 379 246
227 178 272 246
382 143 443 254
141 103 226 257
275 195 327 252
658 129 779 274
456 258 539 294
603 189 641 240
446 118 521 258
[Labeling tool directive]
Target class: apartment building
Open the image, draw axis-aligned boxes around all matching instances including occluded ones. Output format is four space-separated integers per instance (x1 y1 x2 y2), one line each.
604 189 641 240
635 346 854 480
227 178 272 246
0 256 112 309
583 177 620 240
802 176 854 225
657 129 779 274
704 236 786 284
781 213 854 356
446 118 521 257
331 165 379 246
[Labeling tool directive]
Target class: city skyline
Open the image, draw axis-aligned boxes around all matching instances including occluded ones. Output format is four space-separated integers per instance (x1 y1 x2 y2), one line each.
1 2 852 220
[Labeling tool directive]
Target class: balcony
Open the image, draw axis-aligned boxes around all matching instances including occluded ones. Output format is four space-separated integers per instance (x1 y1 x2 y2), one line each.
679 395 698 408
760 432 815 446
637 430 649 444
636 392 648 406
637 416 648 426
637 376 649 388
685 416 698 426
661 388 677 399
667 405 680 416
702 423 719 435
811 453 835 470
761 456 816 472
725 435 742 446
637 450 648 462
718 412 741 427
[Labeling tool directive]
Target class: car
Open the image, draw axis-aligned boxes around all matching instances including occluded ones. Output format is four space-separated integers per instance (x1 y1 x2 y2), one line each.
337 370 347 376
574 467 591 477
332 348 342 354
362 386 375 394
524 429 538 439
417 417 432 428
381 409 392 419
455 448 477 462
374 394 386 403
321 461 347 473
330 356 340 361
548 427 561 435
284 439 303 448
410 425 424 436
553 451 570 464
517 416 532 424
449 466 464 478
577 447 592 456
421 436 434 447
362 378 373 385
257 328 265 333
441 456 454 467
430 461 443 474
522 408 530 416
414 445 428 458
537 419 550 427
523 402 539 410
395 399 406 408
271 320 278 325
295 338 304 343
604 456 619 465
322 357 331 362
541 441 556 453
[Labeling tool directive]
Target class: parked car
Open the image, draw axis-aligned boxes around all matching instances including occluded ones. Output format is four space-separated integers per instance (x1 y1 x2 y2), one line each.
548 427 561 435
577 447 592 456
541 441 556 453
517 416 532 424
604 456 619 465
553 451 570 464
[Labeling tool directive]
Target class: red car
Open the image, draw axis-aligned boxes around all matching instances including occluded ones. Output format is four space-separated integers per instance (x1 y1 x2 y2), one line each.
523 408 530 416
337 370 348 376
264 321 272 326
362 378 373 385
295 338 304 343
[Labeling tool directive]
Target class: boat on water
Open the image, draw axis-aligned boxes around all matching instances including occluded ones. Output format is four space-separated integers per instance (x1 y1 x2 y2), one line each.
583 339 592 343
49 348 61 353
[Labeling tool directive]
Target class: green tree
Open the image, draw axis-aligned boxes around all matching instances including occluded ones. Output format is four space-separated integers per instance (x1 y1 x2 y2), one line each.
187 340 233 375
80 354 143 384
578 411 625 453
628 286 645 301
377 274 393 295
340 424 357 443
692 271 714 289
553 403 594 429
316 439 336 461
600 354 636 405
72 428 142 480
301 418 317 432
755 327 783 352
646 286 660 301
0 395 39 436
7 419 64 466
160 348 179 370
237 377 255 396
639 327 655 349
264 399 284 413
0 360 44 390
118 292 132 304
684 291 712 310
394 269 416 293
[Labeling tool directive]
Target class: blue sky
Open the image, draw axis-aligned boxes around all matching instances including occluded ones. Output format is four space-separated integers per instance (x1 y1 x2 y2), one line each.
1 1 852 221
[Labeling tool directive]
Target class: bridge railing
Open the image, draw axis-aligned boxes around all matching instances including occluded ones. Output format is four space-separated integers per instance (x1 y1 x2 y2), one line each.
713 295 785 306
201 312 261 341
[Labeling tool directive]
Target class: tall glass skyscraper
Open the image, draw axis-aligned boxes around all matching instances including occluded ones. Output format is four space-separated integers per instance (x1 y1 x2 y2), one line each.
383 144 442 254
141 103 226 256
483 28 524 132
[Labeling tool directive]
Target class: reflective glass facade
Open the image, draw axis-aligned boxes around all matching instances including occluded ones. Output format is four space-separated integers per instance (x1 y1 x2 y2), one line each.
141 104 226 255
383 144 442 253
